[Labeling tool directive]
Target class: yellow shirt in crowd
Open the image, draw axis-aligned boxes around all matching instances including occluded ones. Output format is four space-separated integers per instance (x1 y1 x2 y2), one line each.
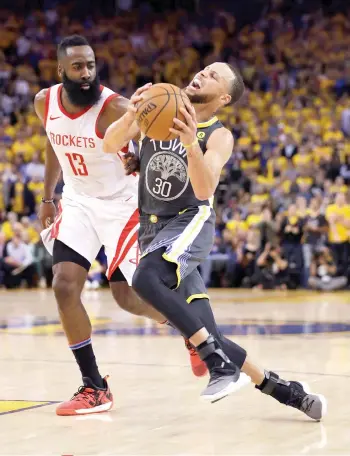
11 140 36 162
1 221 13 241
292 154 313 167
11 182 25 214
226 220 248 235
28 181 44 205
325 204 350 243
246 214 262 227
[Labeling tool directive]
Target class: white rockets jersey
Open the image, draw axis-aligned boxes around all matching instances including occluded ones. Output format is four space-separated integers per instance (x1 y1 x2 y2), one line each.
44 83 137 199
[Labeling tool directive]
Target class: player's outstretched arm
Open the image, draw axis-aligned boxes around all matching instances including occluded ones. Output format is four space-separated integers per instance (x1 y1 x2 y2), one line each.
34 90 62 228
103 83 151 154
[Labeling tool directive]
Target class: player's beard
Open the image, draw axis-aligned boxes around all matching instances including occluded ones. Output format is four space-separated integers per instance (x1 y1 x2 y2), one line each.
62 72 101 107
186 92 216 104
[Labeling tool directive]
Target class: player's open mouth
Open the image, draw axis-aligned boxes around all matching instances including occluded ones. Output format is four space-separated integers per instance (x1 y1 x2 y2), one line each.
80 83 91 90
189 78 202 90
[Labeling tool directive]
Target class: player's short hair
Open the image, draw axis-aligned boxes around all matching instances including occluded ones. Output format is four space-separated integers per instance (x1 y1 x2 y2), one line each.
225 63 245 105
57 35 92 59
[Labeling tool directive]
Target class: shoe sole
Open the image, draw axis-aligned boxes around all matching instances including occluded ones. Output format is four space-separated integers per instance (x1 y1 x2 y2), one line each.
56 401 113 416
298 382 327 421
201 373 251 404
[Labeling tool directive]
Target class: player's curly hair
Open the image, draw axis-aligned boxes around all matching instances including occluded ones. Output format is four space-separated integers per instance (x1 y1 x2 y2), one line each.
225 63 245 105
57 35 92 59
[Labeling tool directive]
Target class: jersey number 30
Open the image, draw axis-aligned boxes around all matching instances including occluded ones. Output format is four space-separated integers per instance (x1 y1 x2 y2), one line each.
65 153 88 176
153 177 172 197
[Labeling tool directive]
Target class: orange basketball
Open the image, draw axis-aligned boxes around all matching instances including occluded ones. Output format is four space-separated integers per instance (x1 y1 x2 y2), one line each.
135 83 189 141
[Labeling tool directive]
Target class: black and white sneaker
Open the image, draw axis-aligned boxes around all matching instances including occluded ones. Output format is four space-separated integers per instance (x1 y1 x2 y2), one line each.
286 381 327 421
197 335 251 403
257 371 327 421
201 368 251 403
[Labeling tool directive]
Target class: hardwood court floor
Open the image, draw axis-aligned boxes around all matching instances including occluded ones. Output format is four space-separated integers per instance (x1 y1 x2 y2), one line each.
0 288 349 455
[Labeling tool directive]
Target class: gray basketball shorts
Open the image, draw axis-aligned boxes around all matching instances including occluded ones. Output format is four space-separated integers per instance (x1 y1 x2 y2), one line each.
138 205 215 291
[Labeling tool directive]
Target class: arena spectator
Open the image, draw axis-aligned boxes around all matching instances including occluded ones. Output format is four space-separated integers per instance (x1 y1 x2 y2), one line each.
325 192 350 275
25 151 45 182
0 231 6 285
253 243 290 290
33 238 53 288
279 204 304 286
303 198 328 276
2 232 36 288
230 228 260 288
309 247 347 292
200 232 232 287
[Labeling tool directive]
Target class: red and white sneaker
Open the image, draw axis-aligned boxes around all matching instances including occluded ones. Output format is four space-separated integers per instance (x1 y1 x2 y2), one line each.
184 338 208 377
56 376 113 416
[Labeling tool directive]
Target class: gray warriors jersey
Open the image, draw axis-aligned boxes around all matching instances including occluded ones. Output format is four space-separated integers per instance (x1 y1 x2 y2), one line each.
138 116 224 217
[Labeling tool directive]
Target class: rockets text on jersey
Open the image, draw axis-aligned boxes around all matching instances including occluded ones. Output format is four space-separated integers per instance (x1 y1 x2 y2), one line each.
44 84 138 199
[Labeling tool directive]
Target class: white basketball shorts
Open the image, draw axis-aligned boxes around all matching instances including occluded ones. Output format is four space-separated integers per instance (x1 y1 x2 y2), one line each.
41 193 139 284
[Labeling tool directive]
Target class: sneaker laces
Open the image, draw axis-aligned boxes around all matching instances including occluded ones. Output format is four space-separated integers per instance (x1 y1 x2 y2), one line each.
286 385 314 413
71 385 96 403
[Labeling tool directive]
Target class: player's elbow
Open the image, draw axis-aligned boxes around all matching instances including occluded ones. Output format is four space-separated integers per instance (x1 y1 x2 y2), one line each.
193 188 214 201
102 141 110 154
102 139 116 154
195 193 211 201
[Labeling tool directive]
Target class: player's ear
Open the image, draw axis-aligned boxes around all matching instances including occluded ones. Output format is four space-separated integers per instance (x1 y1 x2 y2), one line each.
57 64 63 79
221 94 231 106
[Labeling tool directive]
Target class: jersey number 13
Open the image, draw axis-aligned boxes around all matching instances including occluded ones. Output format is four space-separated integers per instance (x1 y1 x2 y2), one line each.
65 153 88 176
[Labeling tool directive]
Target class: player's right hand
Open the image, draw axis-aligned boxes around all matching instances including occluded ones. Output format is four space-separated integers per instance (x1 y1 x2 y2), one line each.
122 152 140 175
38 201 56 229
127 83 152 119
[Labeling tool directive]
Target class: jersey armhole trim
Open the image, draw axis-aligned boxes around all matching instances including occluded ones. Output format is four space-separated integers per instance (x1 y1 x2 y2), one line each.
202 122 224 152
44 87 51 128
95 93 120 139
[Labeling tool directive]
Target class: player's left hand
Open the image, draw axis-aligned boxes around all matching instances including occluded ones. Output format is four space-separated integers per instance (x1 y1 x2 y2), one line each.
169 99 197 147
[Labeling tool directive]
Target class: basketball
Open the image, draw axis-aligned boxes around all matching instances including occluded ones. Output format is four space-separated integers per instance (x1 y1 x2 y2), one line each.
135 83 189 141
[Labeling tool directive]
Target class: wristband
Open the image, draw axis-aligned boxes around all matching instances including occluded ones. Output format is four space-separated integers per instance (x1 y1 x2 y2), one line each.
183 138 199 148
41 198 54 204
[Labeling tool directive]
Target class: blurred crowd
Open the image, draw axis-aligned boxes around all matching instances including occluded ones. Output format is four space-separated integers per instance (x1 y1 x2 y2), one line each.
1 0 350 289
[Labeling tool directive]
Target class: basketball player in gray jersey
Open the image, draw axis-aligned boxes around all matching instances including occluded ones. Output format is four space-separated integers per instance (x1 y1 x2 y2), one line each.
104 63 326 417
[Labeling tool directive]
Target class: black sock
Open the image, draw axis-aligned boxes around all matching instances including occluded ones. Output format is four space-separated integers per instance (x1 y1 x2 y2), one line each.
70 339 104 388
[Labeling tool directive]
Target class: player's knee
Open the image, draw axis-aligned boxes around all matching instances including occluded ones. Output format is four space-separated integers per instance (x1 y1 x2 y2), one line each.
132 261 158 299
110 281 127 304
111 282 144 315
53 272 79 307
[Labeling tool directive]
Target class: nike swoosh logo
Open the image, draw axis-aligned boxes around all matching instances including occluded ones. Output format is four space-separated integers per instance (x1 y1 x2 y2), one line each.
49 115 61 120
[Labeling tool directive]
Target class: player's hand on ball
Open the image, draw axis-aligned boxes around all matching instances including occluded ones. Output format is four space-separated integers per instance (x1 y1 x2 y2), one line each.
38 201 56 229
127 83 153 120
122 152 140 175
169 99 197 146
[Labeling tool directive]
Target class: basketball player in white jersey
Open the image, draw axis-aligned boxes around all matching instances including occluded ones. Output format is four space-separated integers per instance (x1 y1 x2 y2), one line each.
34 35 172 416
